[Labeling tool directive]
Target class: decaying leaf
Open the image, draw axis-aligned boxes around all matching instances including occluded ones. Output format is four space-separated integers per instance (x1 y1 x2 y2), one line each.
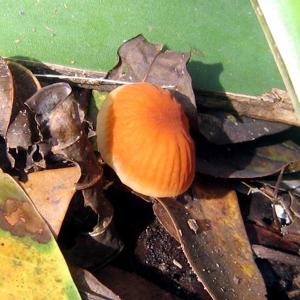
94 265 180 300
25 83 72 139
0 170 80 299
197 137 300 178
20 166 81 237
70 266 121 300
107 35 197 125
134 217 211 299
6 61 41 150
26 83 102 191
198 110 290 145
62 215 123 269
0 57 14 139
154 180 267 300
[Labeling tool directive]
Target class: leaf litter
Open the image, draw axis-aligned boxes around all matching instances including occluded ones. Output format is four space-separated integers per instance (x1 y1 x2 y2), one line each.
0 35 300 299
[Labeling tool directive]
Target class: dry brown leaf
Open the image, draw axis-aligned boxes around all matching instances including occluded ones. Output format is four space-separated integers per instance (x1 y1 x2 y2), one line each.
154 180 267 300
70 266 121 300
94 265 179 300
7 61 41 149
20 166 81 237
0 57 14 138
107 35 197 126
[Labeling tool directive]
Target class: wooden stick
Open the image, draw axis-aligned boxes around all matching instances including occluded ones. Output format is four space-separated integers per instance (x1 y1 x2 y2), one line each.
197 88 300 126
7 58 300 126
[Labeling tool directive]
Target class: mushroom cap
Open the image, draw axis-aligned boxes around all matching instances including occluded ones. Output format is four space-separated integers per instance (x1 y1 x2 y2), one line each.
97 82 195 197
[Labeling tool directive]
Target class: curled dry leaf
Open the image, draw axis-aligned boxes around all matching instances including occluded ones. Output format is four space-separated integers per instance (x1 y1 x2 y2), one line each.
25 83 72 139
59 182 121 269
6 61 41 149
154 180 267 300
63 219 123 269
107 35 197 126
0 57 14 138
82 182 114 232
0 170 80 299
26 83 102 191
198 110 290 145
20 166 81 237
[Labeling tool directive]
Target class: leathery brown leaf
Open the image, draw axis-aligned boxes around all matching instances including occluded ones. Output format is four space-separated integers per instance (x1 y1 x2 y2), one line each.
198 110 290 145
69 266 121 300
107 35 197 127
0 57 13 139
196 136 300 178
153 180 267 300
25 83 102 194
6 61 41 150
20 166 81 237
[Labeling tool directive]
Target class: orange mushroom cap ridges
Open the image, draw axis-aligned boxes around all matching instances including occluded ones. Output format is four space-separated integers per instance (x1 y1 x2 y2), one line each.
97 82 195 197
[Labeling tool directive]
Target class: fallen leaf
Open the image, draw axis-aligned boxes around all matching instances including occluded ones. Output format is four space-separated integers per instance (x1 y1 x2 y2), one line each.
25 83 72 140
20 166 81 237
107 35 197 126
198 110 290 145
0 170 80 299
6 61 41 149
58 186 123 269
82 182 114 232
134 217 212 300
94 265 179 300
0 137 12 171
196 137 300 178
26 83 102 191
70 266 121 300
0 57 14 139
154 180 267 300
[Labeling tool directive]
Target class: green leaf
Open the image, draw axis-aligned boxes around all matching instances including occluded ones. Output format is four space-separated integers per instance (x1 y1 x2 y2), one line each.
0 171 80 299
0 0 284 94
251 0 300 117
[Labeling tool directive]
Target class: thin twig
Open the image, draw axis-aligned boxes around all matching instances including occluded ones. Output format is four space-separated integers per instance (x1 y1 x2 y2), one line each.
34 74 175 89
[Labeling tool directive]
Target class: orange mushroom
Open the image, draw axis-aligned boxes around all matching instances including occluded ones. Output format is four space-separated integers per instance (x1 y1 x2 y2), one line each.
97 82 195 197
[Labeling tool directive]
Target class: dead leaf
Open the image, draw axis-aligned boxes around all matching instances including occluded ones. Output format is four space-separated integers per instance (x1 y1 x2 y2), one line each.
108 35 197 126
0 57 14 138
25 82 72 139
0 137 12 170
20 166 81 237
134 217 212 299
94 265 179 300
196 137 300 178
59 186 122 269
82 182 114 232
70 266 121 300
154 180 267 300
26 83 102 191
6 61 41 149
198 110 290 145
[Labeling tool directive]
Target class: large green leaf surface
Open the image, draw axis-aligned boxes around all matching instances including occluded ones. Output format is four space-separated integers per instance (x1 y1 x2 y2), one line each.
251 0 300 116
0 0 284 94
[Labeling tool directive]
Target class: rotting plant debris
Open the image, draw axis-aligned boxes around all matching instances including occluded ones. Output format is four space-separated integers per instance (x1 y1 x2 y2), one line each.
1 35 300 299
